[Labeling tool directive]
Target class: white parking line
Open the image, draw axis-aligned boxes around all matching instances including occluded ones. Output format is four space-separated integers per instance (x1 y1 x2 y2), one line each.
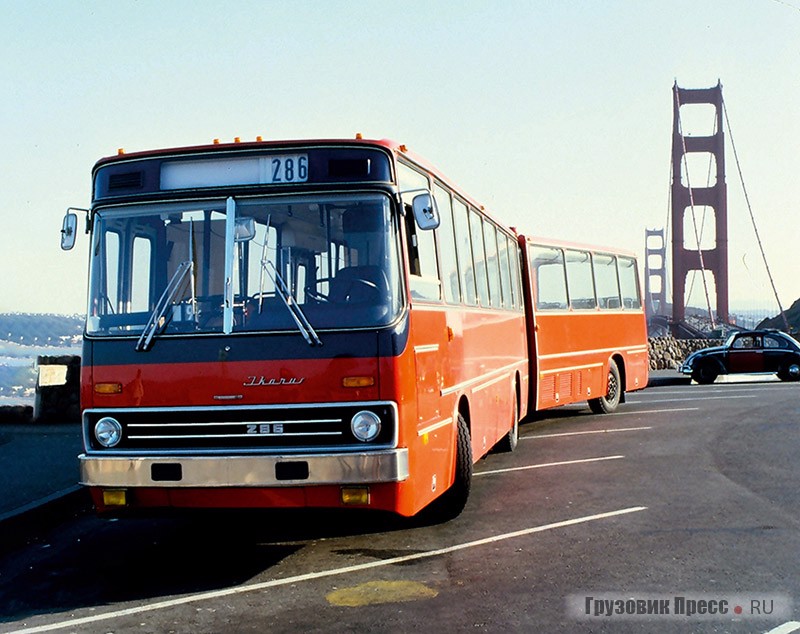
8 506 648 634
476 454 624 476
524 426 651 440
647 386 790 396
765 622 800 634
609 408 698 416
627 395 755 405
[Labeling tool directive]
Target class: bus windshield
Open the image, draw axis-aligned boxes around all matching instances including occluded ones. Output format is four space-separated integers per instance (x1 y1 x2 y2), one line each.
87 193 402 339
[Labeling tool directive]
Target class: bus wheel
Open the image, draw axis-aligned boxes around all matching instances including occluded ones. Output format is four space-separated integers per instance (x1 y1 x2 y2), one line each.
495 396 519 453
423 414 473 522
588 360 621 414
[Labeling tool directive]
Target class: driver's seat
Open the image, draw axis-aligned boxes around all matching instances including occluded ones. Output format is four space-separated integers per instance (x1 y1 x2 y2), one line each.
328 266 389 305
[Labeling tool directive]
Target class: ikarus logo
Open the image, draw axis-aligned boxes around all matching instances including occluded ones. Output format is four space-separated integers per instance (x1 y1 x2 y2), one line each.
243 376 305 387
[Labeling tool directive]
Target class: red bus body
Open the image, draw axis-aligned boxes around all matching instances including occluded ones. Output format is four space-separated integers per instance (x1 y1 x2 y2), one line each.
518 236 649 415
75 138 527 518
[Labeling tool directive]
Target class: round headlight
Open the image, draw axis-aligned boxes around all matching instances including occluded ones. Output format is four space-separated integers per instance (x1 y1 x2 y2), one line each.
95 417 122 448
351 410 381 442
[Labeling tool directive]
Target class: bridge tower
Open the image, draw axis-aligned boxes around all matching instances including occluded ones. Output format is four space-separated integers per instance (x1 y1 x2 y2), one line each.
644 228 667 316
671 81 729 324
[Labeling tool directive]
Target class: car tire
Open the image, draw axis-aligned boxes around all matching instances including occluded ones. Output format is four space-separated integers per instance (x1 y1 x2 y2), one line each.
692 362 719 385
778 362 800 382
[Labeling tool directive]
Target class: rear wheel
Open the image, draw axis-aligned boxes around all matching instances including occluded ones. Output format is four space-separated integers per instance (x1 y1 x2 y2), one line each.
778 361 800 382
692 361 719 385
494 394 519 453
422 413 472 522
588 360 621 414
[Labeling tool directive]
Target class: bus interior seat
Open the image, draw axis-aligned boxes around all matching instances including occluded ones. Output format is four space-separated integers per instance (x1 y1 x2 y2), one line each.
329 266 389 305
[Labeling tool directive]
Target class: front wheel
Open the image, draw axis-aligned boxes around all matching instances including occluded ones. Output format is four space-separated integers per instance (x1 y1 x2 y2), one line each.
588 360 622 414
422 414 472 522
692 361 719 385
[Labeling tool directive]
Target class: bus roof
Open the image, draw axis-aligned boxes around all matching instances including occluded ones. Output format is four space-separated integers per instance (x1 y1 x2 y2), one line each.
519 234 638 259
93 136 513 235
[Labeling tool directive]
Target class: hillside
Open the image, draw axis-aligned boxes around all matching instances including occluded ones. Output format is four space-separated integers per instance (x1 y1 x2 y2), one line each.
757 298 800 333
0 313 83 347
0 313 82 404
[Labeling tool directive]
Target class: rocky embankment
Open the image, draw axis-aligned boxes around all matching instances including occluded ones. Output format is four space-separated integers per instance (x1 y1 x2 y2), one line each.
648 335 723 370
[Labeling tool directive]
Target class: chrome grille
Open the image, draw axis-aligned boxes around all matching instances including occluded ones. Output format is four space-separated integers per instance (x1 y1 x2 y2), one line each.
84 402 396 454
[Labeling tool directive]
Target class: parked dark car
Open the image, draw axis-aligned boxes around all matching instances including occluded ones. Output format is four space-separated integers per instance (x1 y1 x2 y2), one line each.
679 330 800 384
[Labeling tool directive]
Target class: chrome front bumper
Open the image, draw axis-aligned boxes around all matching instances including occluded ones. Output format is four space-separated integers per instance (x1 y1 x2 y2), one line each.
79 449 409 488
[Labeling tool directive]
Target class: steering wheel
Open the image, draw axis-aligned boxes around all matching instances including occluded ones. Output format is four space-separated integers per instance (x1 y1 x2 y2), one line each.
304 278 333 302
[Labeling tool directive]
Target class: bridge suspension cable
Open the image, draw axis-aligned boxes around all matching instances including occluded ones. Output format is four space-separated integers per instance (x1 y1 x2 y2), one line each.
721 96 789 331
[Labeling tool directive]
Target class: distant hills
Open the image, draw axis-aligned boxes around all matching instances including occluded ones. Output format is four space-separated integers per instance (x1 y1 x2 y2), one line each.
757 298 800 332
0 313 83 404
0 313 83 347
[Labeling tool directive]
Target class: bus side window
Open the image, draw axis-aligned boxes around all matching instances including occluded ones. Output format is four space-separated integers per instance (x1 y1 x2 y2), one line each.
618 256 642 309
530 245 567 310
434 184 461 304
453 199 477 305
509 236 522 310
593 253 621 309
399 163 440 301
483 221 502 308
469 209 490 307
497 233 512 309
565 249 596 310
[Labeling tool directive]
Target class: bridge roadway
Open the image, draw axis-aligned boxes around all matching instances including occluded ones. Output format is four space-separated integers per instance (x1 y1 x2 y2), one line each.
1 376 800 633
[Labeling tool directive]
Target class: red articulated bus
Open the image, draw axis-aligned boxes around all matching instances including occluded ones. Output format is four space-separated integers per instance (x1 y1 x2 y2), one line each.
60 137 529 519
518 237 649 416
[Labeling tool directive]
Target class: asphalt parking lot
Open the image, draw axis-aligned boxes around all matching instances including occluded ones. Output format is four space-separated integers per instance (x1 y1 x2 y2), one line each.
2 376 800 633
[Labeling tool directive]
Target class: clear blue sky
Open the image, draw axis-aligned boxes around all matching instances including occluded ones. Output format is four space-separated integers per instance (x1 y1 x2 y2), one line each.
2 0 799 316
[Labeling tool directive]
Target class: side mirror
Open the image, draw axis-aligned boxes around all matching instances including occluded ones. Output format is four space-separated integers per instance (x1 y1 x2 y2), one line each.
235 216 256 242
412 193 440 231
60 212 78 251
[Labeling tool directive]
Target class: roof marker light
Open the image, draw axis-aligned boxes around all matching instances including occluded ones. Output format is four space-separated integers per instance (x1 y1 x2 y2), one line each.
355 132 363 139
234 137 241 143
256 135 263 142
213 138 220 144
117 148 125 155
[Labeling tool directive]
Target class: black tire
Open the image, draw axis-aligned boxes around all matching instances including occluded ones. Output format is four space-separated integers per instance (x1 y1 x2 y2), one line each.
588 360 622 414
692 361 719 385
494 394 519 453
423 413 472 522
778 361 800 382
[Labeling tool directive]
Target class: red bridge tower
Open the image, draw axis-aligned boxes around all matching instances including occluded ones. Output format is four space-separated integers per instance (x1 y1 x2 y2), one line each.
671 81 729 324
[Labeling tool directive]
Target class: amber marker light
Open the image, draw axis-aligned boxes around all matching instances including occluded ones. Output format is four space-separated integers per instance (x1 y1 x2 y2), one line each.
102 489 127 507
94 382 123 395
342 376 375 388
340 486 370 506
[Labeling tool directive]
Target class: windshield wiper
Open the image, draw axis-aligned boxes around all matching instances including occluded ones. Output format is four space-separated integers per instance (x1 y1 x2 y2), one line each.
262 259 322 346
135 260 193 352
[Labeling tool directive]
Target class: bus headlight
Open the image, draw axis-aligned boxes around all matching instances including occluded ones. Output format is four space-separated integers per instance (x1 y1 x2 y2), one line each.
95 417 122 448
351 410 381 442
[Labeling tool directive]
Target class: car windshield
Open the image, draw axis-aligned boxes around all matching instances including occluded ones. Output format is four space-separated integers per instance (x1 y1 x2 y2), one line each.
86 193 402 339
